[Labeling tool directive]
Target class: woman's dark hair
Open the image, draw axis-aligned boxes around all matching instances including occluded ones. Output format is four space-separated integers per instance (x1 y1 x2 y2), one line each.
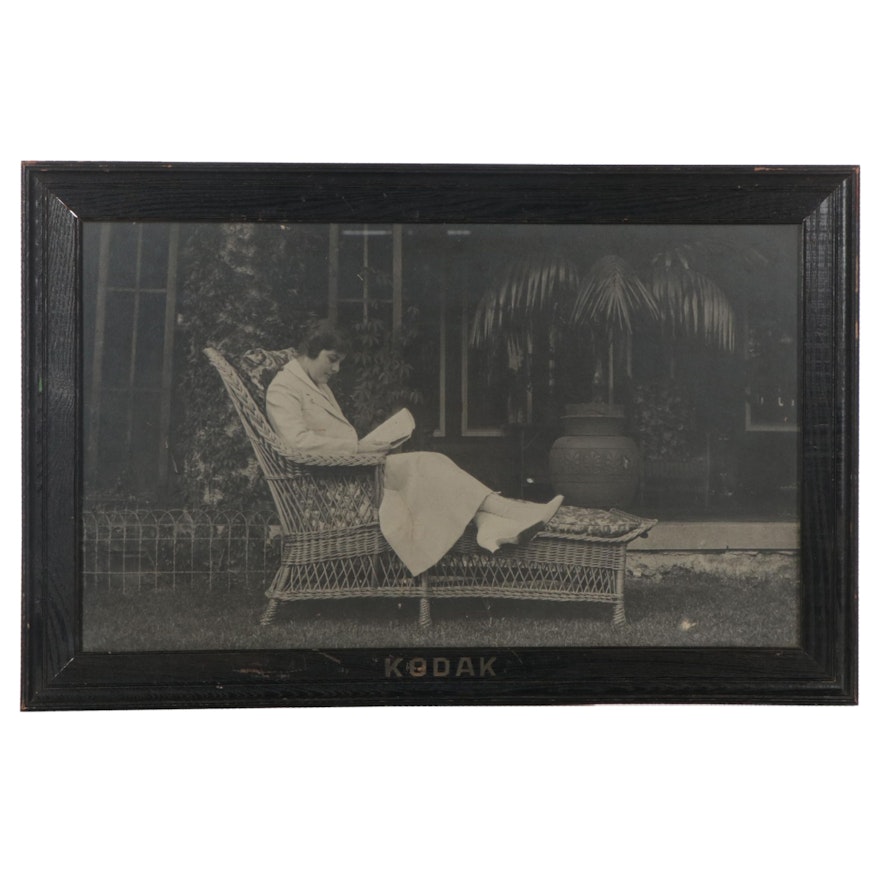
297 320 349 358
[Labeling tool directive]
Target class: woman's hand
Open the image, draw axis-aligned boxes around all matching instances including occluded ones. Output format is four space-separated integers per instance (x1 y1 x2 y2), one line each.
357 438 394 454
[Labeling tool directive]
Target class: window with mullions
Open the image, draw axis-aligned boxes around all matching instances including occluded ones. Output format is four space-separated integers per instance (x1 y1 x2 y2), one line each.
329 224 402 329
83 222 180 497
406 227 510 438
744 301 799 432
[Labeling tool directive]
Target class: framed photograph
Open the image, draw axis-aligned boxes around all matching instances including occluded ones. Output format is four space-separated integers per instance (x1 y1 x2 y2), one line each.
22 163 858 709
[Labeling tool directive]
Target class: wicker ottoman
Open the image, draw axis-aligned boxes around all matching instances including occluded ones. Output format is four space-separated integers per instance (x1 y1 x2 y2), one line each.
420 506 658 627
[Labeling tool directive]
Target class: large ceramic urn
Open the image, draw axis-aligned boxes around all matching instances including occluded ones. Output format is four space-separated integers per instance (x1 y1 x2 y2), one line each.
548 403 641 508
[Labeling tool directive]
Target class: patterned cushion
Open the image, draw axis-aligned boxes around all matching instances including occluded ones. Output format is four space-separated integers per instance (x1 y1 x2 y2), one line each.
542 506 651 539
235 348 297 407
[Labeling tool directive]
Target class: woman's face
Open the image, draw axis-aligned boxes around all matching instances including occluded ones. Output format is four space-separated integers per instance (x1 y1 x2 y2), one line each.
306 349 344 385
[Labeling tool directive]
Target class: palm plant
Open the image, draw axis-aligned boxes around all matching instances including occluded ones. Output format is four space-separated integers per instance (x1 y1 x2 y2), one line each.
469 249 579 364
471 237 749 417
649 243 739 352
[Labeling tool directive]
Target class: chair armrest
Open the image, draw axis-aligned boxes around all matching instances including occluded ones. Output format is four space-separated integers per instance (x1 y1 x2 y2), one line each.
277 449 386 468
265 451 386 533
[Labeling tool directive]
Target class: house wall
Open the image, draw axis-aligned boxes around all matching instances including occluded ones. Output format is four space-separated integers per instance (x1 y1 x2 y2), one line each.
83 221 804 534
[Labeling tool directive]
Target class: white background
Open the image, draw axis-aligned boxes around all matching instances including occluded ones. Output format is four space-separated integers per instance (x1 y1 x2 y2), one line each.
2 3 875 878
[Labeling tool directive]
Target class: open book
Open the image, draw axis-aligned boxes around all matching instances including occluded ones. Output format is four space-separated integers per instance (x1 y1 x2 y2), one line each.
361 408 415 448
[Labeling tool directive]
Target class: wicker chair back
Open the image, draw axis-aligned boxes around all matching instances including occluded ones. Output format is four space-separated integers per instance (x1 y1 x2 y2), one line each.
204 347 384 535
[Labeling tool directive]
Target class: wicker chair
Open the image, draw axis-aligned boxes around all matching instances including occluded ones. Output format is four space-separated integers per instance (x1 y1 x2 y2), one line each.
205 347 657 627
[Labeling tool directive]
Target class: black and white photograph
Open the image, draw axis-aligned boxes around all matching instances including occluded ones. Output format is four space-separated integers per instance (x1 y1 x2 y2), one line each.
22 162 855 707
5 4 875 880
81 219 802 653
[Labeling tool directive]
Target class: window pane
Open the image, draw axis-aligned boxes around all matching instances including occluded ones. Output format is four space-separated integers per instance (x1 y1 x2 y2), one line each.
337 225 394 305
746 307 798 429
139 225 171 288
102 292 135 385
337 232 364 304
134 293 167 386
107 224 139 288
365 229 393 300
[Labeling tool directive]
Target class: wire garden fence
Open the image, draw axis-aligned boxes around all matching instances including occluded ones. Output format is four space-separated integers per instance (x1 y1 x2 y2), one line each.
82 508 281 594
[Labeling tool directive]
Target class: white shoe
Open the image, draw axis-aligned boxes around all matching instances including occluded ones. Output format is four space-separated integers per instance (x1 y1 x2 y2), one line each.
482 493 564 525
534 494 564 524
474 510 553 553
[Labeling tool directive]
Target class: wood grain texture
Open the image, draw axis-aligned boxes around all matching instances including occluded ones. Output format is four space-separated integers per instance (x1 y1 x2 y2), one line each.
21 163 858 708
23 162 850 222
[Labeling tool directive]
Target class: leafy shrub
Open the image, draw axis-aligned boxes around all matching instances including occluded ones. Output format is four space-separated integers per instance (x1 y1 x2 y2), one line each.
631 380 703 460
172 224 326 508
335 309 425 435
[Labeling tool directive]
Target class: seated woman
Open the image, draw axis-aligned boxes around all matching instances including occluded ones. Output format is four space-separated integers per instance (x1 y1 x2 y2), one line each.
265 322 563 577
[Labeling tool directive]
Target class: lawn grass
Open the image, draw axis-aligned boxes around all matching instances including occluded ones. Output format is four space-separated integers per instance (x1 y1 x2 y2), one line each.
82 569 799 652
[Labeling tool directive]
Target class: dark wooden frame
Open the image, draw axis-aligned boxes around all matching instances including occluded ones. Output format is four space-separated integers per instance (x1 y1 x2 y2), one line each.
22 163 858 708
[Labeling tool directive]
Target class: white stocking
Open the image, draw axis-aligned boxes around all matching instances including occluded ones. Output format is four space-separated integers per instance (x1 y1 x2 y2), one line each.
474 494 564 553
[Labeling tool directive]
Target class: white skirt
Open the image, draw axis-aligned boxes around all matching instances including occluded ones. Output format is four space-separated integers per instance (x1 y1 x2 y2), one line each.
378 451 493 576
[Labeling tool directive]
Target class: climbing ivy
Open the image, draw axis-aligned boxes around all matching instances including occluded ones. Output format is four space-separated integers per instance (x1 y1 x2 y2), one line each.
172 223 326 508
